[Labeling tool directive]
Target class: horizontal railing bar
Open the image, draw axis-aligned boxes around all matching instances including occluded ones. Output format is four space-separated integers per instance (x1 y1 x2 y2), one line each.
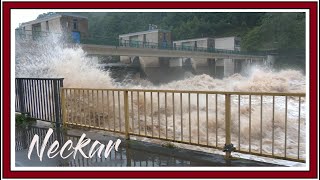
61 87 305 97
234 149 306 163
129 132 224 150
16 78 64 80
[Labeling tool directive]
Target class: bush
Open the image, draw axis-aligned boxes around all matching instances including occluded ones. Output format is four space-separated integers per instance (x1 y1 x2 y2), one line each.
15 113 36 127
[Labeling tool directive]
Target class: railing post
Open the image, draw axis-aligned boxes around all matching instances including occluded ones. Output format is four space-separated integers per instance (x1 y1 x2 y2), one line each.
53 80 62 144
60 88 66 126
224 93 234 159
124 90 130 140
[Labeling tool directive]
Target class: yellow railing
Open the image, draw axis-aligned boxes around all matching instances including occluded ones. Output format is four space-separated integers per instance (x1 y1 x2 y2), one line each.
61 88 306 162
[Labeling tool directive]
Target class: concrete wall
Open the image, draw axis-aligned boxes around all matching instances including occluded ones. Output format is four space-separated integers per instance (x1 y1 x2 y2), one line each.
169 58 182 67
223 59 234 76
139 57 160 68
173 38 215 50
50 18 62 32
120 56 131 64
266 55 275 67
214 37 235 50
119 30 171 45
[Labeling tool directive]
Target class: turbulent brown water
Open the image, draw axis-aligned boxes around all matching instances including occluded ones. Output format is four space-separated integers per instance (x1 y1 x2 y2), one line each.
16 35 306 162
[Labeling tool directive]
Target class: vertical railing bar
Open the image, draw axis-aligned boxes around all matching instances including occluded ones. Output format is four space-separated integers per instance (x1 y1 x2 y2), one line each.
101 90 104 129
16 79 19 112
188 93 191 144
91 89 94 127
165 92 167 139
206 93 208 146
53 80 61 128
83 89 87 126
238 95 240 151
38 80 43 120
215 94 218 147
85 89 88 126
272 96 275 156
45 80 50 121
15 80 17 111
41 80 48 120
158 92 160 138
22 80 29 114
249 95 252 153
19 79 23 113
45 80 51 121
47 81 52 122
65 89 69 124
138 91 140 135
225 94 231 159
107 90 110 130
113 91 116 131
27 79 32 117
180 93 183 142
40 80 46 120
197 93 199 144
34 80 39 119
131 91 134 134
39 80 44 120
19 79 24 113
15 80 18 111
82 89 85 126
298 96 301 160
31 80 36 118
118 91 121 132
41 80 47 120
173 92 175 140
50 81 55 122
124 90 130 140
70 89 74 125
76 89 80 126
38 80 44 120
73 89 78 125
97 90 100 128
285 96 288 158
30 79 36 117
151 92 153 137
144 91 146 135
22 79 26 113
260 95 263 155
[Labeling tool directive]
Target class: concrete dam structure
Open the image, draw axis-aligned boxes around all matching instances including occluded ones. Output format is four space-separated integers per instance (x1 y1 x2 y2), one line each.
17 15 272 84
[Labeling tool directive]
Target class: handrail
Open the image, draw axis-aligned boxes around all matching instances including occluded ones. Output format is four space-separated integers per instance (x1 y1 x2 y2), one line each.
60 87 305 97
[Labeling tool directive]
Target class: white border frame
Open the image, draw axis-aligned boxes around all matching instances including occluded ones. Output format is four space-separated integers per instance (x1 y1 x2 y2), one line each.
10 8 310 172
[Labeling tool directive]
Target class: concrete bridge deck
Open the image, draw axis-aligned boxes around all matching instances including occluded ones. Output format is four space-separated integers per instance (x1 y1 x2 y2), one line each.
81 44 266 60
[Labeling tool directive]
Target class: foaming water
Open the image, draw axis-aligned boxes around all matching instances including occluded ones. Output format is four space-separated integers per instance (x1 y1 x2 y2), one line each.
16 35 114 88
16 35 306 162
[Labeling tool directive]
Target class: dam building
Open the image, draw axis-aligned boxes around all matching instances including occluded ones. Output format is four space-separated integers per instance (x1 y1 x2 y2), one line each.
119 26 183 83
172 36 253 78
17 13 89 43
119 27 259 82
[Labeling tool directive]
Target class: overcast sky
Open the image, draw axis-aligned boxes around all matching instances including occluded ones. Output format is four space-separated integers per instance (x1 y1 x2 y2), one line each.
11 10 50 28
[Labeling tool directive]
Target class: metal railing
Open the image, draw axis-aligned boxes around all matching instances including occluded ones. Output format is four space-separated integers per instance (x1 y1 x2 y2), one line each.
15 78 64 126
61 88 306 162
118 39 267 56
